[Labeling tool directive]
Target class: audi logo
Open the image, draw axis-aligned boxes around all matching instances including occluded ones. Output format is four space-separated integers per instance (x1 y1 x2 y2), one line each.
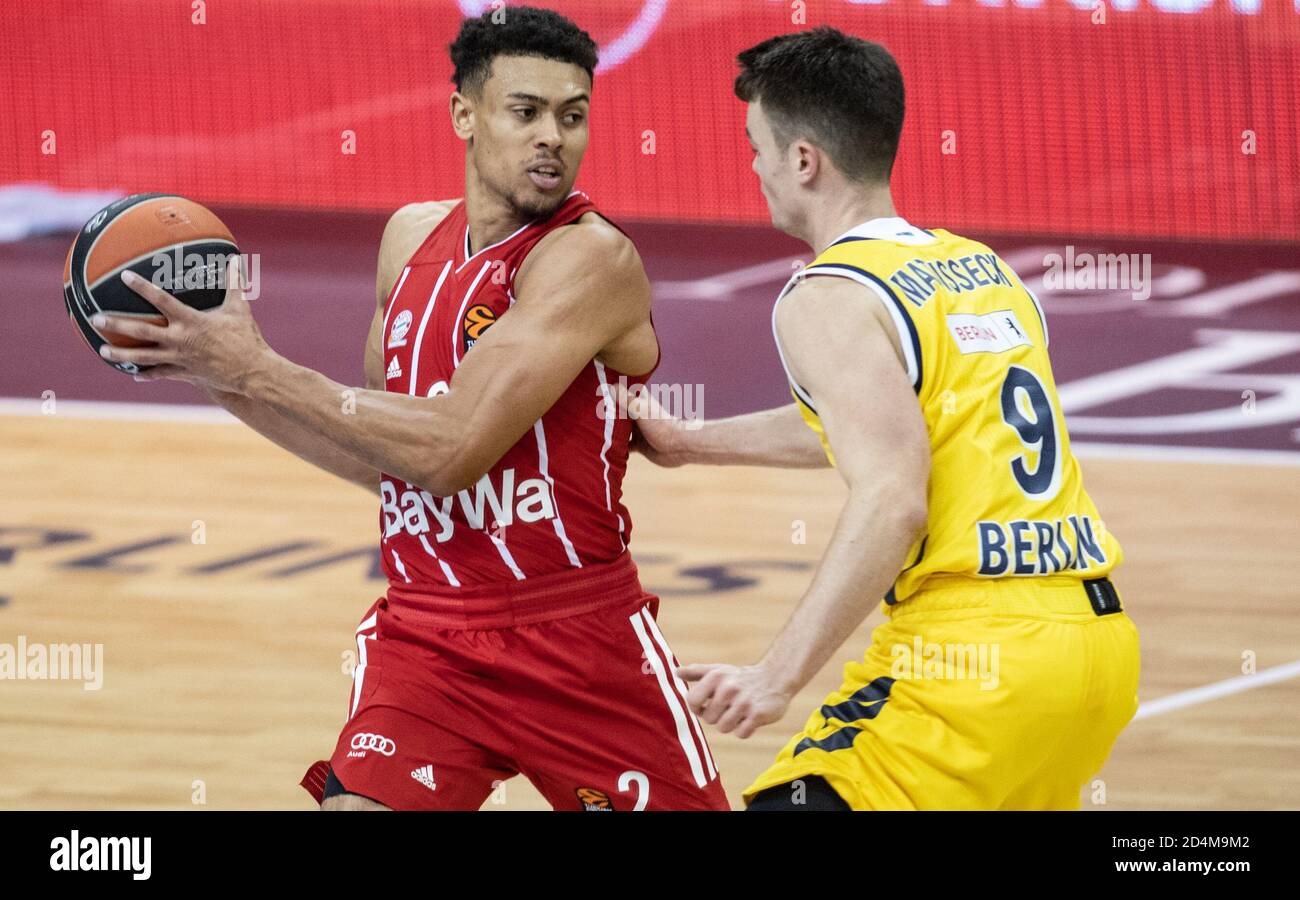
350 732 396 757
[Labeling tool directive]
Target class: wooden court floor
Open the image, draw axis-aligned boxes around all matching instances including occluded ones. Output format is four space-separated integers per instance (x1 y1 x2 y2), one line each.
2 412 1297 810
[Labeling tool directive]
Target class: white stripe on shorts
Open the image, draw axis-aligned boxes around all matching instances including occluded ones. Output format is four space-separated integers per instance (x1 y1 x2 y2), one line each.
641 608 717 780
630 608 706 788
349 612 378 720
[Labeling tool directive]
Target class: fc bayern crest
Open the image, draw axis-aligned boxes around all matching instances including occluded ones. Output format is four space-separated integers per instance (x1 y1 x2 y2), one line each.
388 309 412 348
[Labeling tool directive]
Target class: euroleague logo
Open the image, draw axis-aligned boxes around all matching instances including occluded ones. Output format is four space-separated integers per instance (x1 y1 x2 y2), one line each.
575 787 614 811
456 1 668 73
462 303 497 353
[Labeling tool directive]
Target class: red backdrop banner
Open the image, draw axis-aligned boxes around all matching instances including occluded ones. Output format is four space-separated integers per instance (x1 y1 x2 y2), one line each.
2 0 1296 239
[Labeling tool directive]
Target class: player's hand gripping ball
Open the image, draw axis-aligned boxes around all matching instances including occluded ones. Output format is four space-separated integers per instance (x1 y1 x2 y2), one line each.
63 193 239 375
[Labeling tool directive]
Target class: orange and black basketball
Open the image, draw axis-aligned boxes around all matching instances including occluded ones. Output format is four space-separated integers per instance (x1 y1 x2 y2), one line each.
63 193 239 374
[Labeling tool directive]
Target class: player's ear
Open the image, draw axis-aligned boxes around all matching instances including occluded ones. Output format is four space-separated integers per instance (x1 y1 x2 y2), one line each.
792 139 819 185
449 91 475 141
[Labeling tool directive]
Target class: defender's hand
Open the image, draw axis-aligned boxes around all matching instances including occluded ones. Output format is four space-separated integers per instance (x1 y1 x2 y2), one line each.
625 384 692 468
677 662 792 739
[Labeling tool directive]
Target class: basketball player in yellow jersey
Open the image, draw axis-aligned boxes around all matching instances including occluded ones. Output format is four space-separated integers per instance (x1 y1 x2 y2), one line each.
631 28 1140 810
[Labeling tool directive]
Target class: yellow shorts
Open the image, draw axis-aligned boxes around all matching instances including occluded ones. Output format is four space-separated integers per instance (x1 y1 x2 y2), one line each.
743 575 1141 810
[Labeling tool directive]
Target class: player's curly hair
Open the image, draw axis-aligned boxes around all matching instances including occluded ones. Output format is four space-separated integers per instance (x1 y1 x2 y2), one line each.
735 27 904 183
450 5 599 96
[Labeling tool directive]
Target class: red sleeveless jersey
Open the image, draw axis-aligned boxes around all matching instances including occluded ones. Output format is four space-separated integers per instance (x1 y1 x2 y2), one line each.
375 192 655 590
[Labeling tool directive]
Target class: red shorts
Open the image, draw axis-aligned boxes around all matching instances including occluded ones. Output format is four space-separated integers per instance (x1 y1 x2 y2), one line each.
302 554 728 811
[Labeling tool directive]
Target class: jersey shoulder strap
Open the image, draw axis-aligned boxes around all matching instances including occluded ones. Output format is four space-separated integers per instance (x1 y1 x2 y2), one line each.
780 222 940 395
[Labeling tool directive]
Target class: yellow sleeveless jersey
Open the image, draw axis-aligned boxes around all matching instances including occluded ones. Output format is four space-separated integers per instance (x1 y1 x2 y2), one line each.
772 217 1122 604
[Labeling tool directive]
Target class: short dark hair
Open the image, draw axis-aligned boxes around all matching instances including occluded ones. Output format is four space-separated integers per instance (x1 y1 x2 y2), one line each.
735 28 904 183
450 5 599 96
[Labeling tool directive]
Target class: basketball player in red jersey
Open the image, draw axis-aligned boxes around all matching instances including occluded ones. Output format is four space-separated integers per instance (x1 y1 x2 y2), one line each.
92 7 727 811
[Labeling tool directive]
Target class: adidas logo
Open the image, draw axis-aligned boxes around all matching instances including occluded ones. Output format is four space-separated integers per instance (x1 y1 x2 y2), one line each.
386 357 402 380
411 764 436 793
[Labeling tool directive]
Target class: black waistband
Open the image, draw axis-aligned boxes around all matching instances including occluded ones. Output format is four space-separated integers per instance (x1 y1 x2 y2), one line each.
1084 577 1123 616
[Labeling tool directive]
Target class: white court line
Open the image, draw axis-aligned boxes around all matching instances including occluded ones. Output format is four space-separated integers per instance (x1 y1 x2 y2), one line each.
5 398 1300 467
1072 441 1300 467
1134 660 1300 721
654 255 806 301
0 397 234 424
1147 272 1300 318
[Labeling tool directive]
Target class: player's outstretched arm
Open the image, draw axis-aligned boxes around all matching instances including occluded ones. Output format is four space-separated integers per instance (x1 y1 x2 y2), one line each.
679 276 930 737
96 214 649 499
177 203 456 493
197 386 379 491
630 398 829 468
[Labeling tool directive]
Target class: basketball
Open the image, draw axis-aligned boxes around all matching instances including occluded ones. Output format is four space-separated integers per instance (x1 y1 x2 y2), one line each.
63 193 239 374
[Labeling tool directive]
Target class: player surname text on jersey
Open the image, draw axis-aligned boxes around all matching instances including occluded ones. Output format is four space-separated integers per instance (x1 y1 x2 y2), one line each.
889 252 1014 307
